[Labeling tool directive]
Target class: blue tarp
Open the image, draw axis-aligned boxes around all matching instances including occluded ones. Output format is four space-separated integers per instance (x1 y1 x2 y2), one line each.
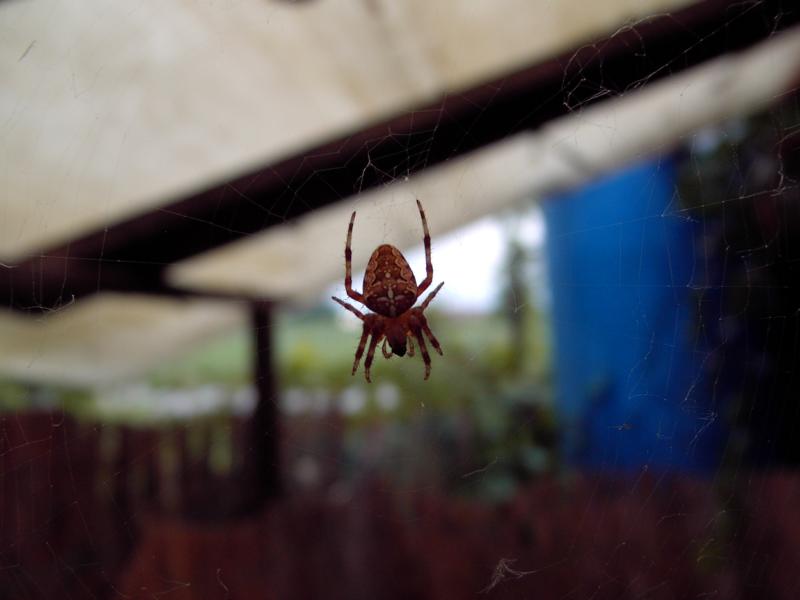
543 158 724 472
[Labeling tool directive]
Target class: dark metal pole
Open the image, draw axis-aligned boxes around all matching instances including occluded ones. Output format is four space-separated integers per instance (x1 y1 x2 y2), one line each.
246 300 281 509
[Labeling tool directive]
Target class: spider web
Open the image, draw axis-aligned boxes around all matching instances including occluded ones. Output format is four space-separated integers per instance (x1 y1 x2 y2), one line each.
2 2 800 599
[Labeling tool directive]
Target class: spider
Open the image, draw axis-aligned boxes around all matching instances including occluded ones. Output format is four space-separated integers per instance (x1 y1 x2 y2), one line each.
332 199 444 382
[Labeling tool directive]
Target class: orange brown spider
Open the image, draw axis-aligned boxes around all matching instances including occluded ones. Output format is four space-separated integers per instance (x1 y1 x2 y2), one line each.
332 199 444 382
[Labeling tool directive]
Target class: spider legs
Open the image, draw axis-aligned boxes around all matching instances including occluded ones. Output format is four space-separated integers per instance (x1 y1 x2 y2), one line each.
410 324 432 380
407 308 443 379
348 317 383 382
351 325 371 376
420 319 443 356
420 281 444 310
406 333 415 357
331 296 365 320
335 276 444 382
362 331 382 383
332 296 385 382
415 199 434 295
344 211 365 303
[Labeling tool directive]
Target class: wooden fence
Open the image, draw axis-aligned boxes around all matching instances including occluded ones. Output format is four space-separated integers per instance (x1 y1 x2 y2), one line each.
2 410 800 600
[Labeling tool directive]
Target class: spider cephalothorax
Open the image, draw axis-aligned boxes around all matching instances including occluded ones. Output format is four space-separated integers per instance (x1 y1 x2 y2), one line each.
332 199 444 382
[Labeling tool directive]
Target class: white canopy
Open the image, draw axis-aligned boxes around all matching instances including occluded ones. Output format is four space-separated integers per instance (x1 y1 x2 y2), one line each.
2 0 798 386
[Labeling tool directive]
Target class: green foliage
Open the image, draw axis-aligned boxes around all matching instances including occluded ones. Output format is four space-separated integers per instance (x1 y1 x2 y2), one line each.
149 330 252 388
0 379 93 415
0 380 28 411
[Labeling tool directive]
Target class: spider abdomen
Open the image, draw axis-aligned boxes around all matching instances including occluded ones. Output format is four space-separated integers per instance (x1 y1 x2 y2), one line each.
363 244 418 317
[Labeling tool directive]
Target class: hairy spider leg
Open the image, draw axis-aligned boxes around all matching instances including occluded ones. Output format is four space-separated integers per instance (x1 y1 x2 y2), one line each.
344 211 365 303
362 331 383 383
332 295 392 381
411 325 432 380
351 325 371 376
381 338 392 359
331 296 365 320
331 296 370 375
406 333 416 357
420 281 444 310
415 199 434 296
420 316 443 356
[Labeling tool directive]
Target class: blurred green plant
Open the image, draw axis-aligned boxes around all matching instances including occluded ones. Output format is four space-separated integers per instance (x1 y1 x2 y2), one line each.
0 379 93 414
0 379 28 411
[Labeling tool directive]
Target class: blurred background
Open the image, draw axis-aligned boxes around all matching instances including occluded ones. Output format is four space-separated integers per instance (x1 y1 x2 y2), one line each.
2 1 800 598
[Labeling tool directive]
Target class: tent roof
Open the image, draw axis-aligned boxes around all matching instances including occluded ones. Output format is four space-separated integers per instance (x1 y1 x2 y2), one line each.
170 27 800 303
0 294 244 386
0 0 691 263
1 0 798 386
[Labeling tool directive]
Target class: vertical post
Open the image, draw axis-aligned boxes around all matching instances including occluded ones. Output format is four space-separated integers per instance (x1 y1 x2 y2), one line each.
246 300 281 509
